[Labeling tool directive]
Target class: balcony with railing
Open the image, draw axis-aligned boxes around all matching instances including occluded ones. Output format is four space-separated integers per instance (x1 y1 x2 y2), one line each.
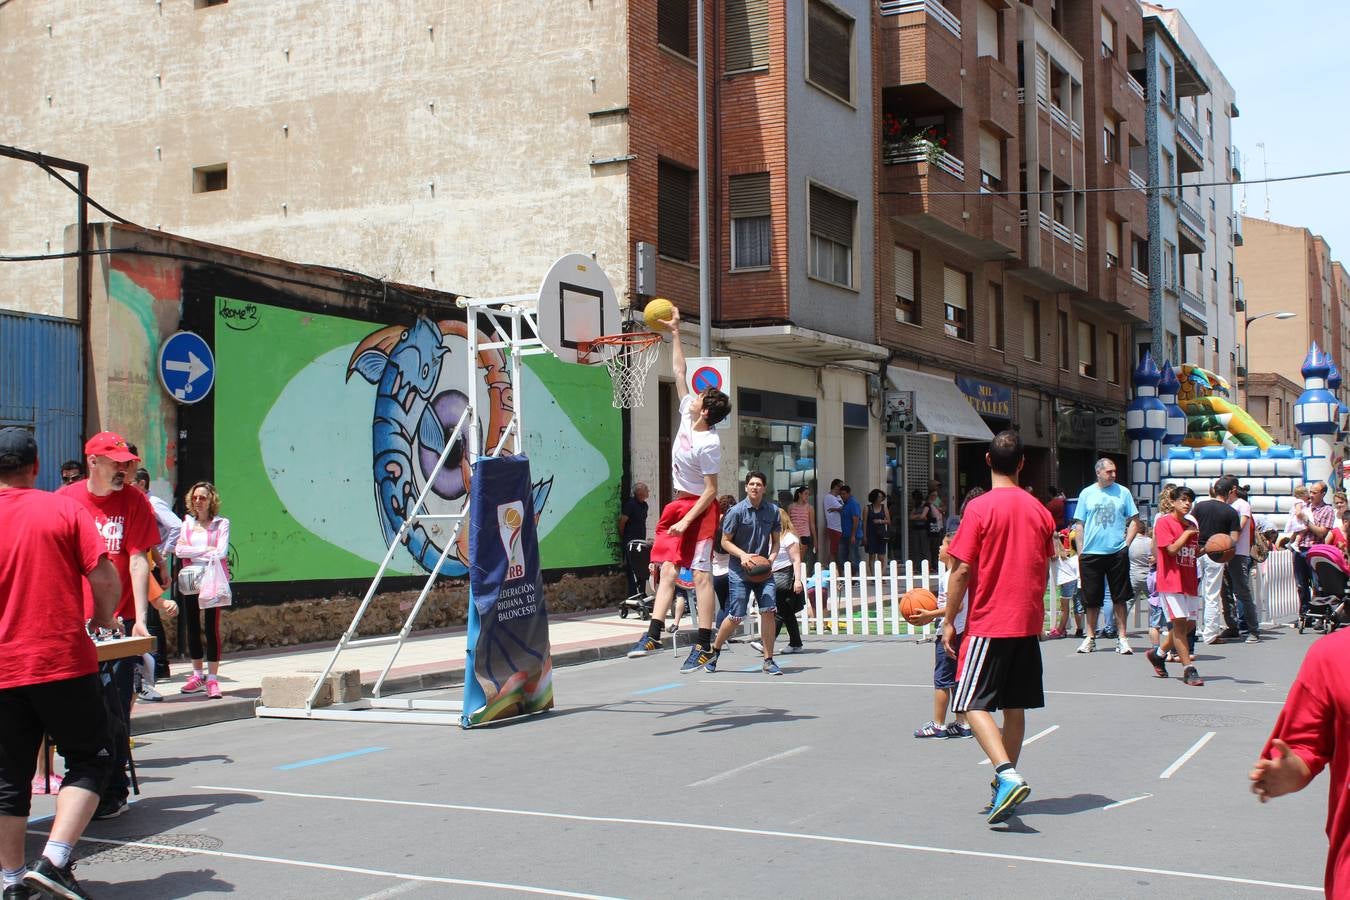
1128 169 1147 193
1127 73 1146 101
1233 213 1244 247
1175 115 1204 172
1231 146 1243 182
1178 197 1206 253
1179 285 1208 334
878 0 963 106
1131 267 1150 289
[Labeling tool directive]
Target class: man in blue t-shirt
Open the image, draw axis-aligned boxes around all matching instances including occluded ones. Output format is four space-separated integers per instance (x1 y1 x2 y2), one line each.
706 471 782 675
839 485 863 568
1071 458 1139 656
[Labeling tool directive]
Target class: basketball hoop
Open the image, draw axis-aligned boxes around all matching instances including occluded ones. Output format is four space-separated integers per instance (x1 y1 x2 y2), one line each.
578 331 662 409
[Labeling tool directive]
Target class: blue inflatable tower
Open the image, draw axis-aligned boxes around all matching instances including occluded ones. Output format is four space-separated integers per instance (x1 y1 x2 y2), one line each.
1125 354 1167 518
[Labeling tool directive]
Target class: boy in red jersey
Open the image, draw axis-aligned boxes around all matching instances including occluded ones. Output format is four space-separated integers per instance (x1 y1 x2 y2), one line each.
943 431 1056 825
1148 486 1203 686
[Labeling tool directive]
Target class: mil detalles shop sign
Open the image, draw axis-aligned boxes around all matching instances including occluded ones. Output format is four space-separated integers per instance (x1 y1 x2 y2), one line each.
955 376 1012 420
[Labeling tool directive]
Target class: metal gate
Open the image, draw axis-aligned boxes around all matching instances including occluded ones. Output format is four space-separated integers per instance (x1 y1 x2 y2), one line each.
0 311 83 489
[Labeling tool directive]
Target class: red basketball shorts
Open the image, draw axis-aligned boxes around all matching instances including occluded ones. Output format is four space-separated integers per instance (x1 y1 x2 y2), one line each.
650 495 720 572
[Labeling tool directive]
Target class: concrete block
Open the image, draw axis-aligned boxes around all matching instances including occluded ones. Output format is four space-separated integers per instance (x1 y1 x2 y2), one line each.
261 673 331 709
299 667 363 703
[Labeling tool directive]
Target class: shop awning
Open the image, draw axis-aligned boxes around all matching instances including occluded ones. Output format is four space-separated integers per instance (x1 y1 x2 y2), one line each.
886 366 994 442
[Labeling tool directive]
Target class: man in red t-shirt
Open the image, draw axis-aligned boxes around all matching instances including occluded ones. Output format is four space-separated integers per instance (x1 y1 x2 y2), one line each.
1250 628 1350 898
943 431 1056 826
58 431 162 822
0 427 121 898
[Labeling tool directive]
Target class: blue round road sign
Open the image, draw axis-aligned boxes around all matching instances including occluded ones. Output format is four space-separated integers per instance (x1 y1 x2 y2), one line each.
158 331 215 404
691 366 722 392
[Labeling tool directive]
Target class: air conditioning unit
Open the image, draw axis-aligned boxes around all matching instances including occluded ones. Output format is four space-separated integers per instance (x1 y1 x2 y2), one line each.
1236 366 1248 377
1235 298 1246 312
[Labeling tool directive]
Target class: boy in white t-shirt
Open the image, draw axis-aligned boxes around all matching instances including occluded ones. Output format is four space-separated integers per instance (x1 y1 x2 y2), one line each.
628 306 732 673
911 530 972 739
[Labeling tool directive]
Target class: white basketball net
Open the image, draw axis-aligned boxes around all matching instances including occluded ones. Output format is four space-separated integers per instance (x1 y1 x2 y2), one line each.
582 332 661 409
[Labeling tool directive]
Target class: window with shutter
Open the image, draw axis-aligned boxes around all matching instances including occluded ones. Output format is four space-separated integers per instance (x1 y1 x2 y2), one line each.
808 184 854 287
658 161 694 262
942 267 970 341
1100 13 1115 58
1058 310 1070 370
1024 298 1041 361
894 245 918 324
726 0 770 72
1103 115 1118 163
807 0 852 102
979 129 1003 191
730 173 771 269
989 282 1004 350
1106 219 1120 268
658 0 691 57
977 2 1000 60
1107 332 1120 383
1078 320 1098 379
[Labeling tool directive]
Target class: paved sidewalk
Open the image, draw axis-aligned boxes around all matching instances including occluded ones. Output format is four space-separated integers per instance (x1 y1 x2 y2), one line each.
131 609 657 734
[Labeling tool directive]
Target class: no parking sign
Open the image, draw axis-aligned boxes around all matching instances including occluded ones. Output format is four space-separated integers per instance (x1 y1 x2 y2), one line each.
685 357 731 429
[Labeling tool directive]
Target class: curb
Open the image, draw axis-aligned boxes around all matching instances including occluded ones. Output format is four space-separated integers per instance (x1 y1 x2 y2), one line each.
131 637 644 735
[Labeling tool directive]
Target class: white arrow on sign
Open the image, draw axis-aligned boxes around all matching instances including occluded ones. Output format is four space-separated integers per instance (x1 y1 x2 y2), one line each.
165 351 209 385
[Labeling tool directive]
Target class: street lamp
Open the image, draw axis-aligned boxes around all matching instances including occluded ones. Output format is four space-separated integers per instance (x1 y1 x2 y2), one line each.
1239 310 1297 415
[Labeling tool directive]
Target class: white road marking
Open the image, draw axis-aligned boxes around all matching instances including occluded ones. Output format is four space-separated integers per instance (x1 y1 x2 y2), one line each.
978 725 1059 764
1160 731 1217 779
192 785 1320 892
687 746 811 787
357 881 423 900
706 679 1283 705
1102 794 1153 811
26 831 617 899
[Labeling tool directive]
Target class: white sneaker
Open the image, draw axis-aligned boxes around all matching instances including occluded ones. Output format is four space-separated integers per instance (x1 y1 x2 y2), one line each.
137 684 164 702
1076 635 1096 654
1115 636 1133 655
749 639 764 654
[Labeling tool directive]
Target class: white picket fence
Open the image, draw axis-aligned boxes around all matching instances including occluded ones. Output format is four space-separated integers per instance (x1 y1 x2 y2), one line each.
740 550 1301 641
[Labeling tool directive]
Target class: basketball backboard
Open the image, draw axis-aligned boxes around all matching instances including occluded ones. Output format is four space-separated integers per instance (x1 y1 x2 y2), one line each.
535 254 621 365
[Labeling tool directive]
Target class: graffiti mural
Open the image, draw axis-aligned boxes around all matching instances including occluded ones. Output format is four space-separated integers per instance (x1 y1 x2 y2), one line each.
347 316 553 576
213 297 621 583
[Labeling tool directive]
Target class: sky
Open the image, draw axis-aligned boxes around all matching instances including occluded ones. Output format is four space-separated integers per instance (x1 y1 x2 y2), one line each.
1169 1 1350 254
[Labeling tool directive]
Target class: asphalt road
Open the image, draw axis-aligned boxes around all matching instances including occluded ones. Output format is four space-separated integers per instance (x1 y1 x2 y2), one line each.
25 625 1330 898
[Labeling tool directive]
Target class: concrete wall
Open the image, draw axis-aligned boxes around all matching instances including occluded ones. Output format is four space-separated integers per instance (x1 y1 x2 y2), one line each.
0 0 631 312
786 0 876 343
1237 217 1315 383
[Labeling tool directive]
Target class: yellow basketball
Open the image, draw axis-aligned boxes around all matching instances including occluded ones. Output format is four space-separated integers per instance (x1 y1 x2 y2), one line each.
503 507 522 529
643 298 676 332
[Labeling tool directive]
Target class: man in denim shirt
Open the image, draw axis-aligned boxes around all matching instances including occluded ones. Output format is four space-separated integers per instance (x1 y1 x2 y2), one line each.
706 471 782 675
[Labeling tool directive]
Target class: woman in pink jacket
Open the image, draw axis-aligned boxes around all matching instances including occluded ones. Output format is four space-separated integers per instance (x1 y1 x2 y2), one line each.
174 481 231 700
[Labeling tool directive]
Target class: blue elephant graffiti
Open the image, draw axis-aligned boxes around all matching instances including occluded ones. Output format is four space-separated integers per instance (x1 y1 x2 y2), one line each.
347 317 552 575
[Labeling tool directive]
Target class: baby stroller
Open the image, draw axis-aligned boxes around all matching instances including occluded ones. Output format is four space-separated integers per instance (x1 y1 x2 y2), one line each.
1304 544 1350 634
619 539 655 620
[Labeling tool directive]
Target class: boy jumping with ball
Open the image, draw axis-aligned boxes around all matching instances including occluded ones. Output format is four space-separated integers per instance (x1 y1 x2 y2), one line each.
627 306 732 672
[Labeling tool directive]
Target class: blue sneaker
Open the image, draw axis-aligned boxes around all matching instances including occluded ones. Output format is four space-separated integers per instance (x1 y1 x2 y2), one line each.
682 645 714 673
945 722 973 739
627 635 662 658
913 721 947 739
762 658 782 676
702 648 722 673
987 771 1030 824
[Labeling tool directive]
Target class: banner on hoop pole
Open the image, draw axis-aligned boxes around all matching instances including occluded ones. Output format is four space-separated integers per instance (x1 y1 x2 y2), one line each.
462 454 554 727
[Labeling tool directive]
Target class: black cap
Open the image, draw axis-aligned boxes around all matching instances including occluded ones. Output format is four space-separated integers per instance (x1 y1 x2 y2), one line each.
0 427 38 469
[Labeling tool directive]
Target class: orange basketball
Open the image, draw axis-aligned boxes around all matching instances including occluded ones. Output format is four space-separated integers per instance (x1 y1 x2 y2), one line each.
741 555 773 583
900 588 939 624
1204 533 1235 563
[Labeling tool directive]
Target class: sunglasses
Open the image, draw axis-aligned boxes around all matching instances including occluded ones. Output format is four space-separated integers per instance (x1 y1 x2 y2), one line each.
60 473 80 483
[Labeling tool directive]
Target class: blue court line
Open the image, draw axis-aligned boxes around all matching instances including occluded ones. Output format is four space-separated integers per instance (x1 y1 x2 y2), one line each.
632 682 682 696
827 643 863 653
276 746 387 771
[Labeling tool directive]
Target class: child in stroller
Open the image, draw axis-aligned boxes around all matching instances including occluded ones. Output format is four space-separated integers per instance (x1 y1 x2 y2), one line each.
1303 543 1350 634
619 540 656 619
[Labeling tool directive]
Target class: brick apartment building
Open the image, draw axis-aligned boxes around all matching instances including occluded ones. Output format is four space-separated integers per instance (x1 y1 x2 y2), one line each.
1237 215 1350 447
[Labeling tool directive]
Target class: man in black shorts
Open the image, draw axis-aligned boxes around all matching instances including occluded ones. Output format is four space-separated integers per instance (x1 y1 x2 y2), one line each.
0 428 121 899
1071 458 1140 654
943 431 1056 825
